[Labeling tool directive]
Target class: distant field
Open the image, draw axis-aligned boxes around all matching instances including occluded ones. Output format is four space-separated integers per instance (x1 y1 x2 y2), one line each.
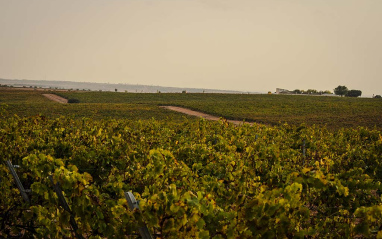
0 89 190 121
1 88 381 129
57 91 382 130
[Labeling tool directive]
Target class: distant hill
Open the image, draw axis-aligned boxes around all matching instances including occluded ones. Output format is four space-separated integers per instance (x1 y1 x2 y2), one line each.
0 78 256 94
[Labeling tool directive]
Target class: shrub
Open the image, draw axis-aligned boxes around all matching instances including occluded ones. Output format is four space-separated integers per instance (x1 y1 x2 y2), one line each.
68 98 80 103
346 90 362 97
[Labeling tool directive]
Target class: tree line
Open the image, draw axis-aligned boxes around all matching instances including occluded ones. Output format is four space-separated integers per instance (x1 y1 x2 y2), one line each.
292 89 333 95
293 86 371 98
333 85 363 97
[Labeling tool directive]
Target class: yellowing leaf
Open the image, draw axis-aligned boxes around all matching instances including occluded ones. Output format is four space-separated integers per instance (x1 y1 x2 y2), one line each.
302 167 311 174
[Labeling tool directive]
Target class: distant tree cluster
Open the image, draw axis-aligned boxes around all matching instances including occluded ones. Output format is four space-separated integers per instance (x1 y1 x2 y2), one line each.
346 90 362 97
334 85 348 97
291 86 365 98
334 85 362 97
0 84 13 87
292 89 332 95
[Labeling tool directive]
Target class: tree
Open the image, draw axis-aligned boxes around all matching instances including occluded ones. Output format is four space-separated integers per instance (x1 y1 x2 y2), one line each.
307 89 317 94
346 90 362 97
374 95 381 98
334 85 348 97
293 89 301 94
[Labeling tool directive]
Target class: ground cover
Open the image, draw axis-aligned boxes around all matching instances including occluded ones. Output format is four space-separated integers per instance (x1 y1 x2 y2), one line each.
57 91 382 130
1 88 382 237
0 89 190 121
1 111 381 238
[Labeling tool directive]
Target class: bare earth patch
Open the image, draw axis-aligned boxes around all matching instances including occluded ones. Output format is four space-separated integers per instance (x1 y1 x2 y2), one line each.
160 106 250 125
42 94 68 104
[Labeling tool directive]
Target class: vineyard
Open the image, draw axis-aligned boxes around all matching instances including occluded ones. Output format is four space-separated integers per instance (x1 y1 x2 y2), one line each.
1 102 382 238
0 89 191 122
1 88 381 130
56 91 382 130
1 89 382 238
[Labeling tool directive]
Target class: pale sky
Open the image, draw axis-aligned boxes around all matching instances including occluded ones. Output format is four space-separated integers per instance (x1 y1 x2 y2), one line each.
1 0 381 95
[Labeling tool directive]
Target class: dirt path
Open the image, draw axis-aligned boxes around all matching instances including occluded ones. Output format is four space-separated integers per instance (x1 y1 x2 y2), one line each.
160 106 251 125
42 94 68 104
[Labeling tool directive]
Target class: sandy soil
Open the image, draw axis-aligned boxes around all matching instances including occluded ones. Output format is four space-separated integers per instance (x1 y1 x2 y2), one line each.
160 106 250 125
42 94 68 104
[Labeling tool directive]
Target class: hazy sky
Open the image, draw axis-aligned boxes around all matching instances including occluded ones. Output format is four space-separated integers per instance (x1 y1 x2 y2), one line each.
1 0 381 95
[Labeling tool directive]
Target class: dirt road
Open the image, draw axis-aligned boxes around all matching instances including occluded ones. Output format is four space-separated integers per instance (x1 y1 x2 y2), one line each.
160 106 250 125
42 94 68 104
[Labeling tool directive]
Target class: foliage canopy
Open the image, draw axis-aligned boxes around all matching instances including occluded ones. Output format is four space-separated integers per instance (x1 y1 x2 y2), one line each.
346 90 362 98
334 85 348 97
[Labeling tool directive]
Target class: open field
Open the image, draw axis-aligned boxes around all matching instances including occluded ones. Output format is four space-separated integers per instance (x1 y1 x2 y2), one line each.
0 88 191 121
57 91 382 130
2 88 381 129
